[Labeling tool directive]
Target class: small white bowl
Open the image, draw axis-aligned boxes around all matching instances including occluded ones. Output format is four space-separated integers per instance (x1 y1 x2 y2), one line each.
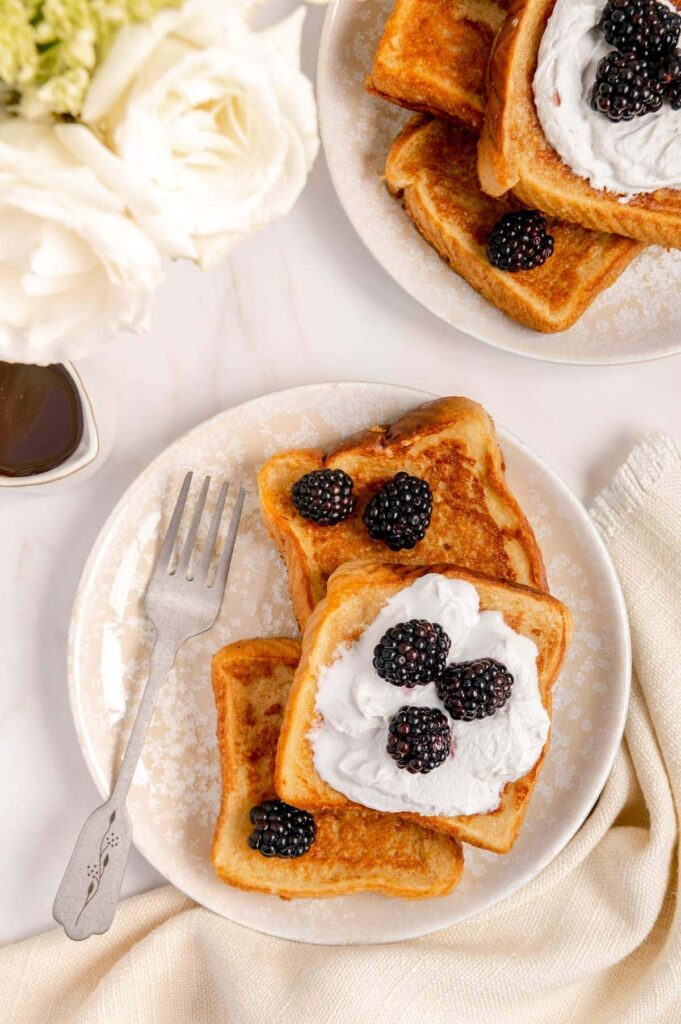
0 362 101 493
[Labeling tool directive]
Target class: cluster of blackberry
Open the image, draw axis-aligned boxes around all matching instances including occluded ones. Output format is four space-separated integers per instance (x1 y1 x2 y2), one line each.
373 619 516 775
290 468 356 526
387 706 451 774
248 800 316 859
373 619 451 686
291 468 433 550
436 658 515 722
363 472 433 550
487 210 555 273
592 0 681 121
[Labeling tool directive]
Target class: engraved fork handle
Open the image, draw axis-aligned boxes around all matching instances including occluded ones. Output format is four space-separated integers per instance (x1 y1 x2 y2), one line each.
53 636 178 940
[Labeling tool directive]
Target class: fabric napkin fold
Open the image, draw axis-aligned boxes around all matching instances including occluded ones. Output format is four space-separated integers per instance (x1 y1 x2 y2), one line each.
3 435 680 1024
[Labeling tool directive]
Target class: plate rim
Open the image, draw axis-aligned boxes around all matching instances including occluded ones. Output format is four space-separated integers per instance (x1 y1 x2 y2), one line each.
67 381 632 944
317 0 681 368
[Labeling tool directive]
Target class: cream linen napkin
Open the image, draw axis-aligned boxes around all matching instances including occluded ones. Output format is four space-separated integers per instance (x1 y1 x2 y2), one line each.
3 435 680 1024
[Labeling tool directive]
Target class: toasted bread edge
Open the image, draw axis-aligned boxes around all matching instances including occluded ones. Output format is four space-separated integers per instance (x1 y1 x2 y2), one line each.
276 561 572 853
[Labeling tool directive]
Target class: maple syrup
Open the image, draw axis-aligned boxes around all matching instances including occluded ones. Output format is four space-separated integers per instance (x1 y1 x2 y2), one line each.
0 362 84 478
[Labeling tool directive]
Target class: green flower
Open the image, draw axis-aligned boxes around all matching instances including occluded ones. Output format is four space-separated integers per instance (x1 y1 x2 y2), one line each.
0 0 181 118
0 1 39 89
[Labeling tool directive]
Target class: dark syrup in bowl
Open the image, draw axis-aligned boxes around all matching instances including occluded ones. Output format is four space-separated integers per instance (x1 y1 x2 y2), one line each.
0 362 84 478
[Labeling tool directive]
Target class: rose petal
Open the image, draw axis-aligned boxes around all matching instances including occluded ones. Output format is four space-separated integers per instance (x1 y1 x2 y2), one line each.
0 119 164 364
80 1 318 274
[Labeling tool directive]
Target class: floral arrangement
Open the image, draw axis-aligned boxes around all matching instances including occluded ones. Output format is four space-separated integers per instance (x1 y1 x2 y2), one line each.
0 0 320 364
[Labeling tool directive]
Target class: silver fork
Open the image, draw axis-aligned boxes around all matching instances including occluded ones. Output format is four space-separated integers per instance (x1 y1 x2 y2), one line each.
53 472 245 941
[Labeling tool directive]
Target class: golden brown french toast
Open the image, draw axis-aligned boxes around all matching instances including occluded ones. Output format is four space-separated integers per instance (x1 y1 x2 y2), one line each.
366 0 508 130
276 563 573 854
478 0 681 246
386 116 640 332
211 637 464 898
258 396 547 629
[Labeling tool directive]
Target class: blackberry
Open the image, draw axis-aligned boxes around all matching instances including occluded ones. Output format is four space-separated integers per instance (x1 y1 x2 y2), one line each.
599 0 680 62
657 49 681 106
487 210 554 272
291 468 355 526
437 658 514 721
591 51 665 121
373 620 451 686
248 799 316 858
363 472 433 550
387 705 451 774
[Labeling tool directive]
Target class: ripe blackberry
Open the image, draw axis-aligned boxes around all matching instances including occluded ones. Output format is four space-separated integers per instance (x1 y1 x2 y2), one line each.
363 472 433 550
591 51 665 121
599 0 680 62
487 210 554 272
248 799 316 858
373 620 451 686
387 706 451 774
437 658 514 721
291 468 356 526
657 49 681 106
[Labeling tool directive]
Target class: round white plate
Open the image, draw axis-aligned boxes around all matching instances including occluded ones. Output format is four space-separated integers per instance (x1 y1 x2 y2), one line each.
69 383 630 944
317 0 681 365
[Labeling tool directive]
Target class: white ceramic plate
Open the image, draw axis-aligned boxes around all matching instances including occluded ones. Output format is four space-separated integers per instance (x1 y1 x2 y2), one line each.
317 0 681 365
69 383 630 944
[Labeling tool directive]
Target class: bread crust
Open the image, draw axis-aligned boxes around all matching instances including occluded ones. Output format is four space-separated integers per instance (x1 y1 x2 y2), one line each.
366 0 507 130
478 0 681 245
385 116 640 333
211 638 465 898
275 562 573 855
259 396 548 629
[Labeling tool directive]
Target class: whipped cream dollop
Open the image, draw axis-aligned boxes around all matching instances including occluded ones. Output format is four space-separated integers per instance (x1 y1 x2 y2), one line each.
533 0 681 196
311 575 549 818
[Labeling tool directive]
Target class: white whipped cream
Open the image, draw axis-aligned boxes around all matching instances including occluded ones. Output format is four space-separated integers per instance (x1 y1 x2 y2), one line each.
534 0 681 196
311 575 549 818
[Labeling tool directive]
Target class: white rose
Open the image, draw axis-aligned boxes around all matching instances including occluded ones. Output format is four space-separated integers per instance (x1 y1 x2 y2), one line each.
0 118 163 365
79 0 319 269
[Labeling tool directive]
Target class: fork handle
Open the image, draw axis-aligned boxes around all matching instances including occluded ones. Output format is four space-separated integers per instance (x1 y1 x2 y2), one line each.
53 636 178 939
53 797 132 940
112 635 177 803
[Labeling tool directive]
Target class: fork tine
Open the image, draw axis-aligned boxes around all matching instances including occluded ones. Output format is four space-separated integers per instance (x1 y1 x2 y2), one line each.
153 472 193 576
176 474 210 577
196 480 229 584
211 486 245 595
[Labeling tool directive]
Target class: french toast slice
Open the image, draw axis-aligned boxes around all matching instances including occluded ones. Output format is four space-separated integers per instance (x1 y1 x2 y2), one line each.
258 396 547 630
366 0 508 130
276 563 573 854
386 116 641 333
478 0 681 246
211 637 464 898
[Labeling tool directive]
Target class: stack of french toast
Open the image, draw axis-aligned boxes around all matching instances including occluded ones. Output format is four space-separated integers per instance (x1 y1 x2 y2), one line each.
366 0 681 333
211 397 573 900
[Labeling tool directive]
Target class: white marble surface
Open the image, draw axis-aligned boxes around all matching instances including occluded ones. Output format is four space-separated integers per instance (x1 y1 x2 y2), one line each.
2 4 681 947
